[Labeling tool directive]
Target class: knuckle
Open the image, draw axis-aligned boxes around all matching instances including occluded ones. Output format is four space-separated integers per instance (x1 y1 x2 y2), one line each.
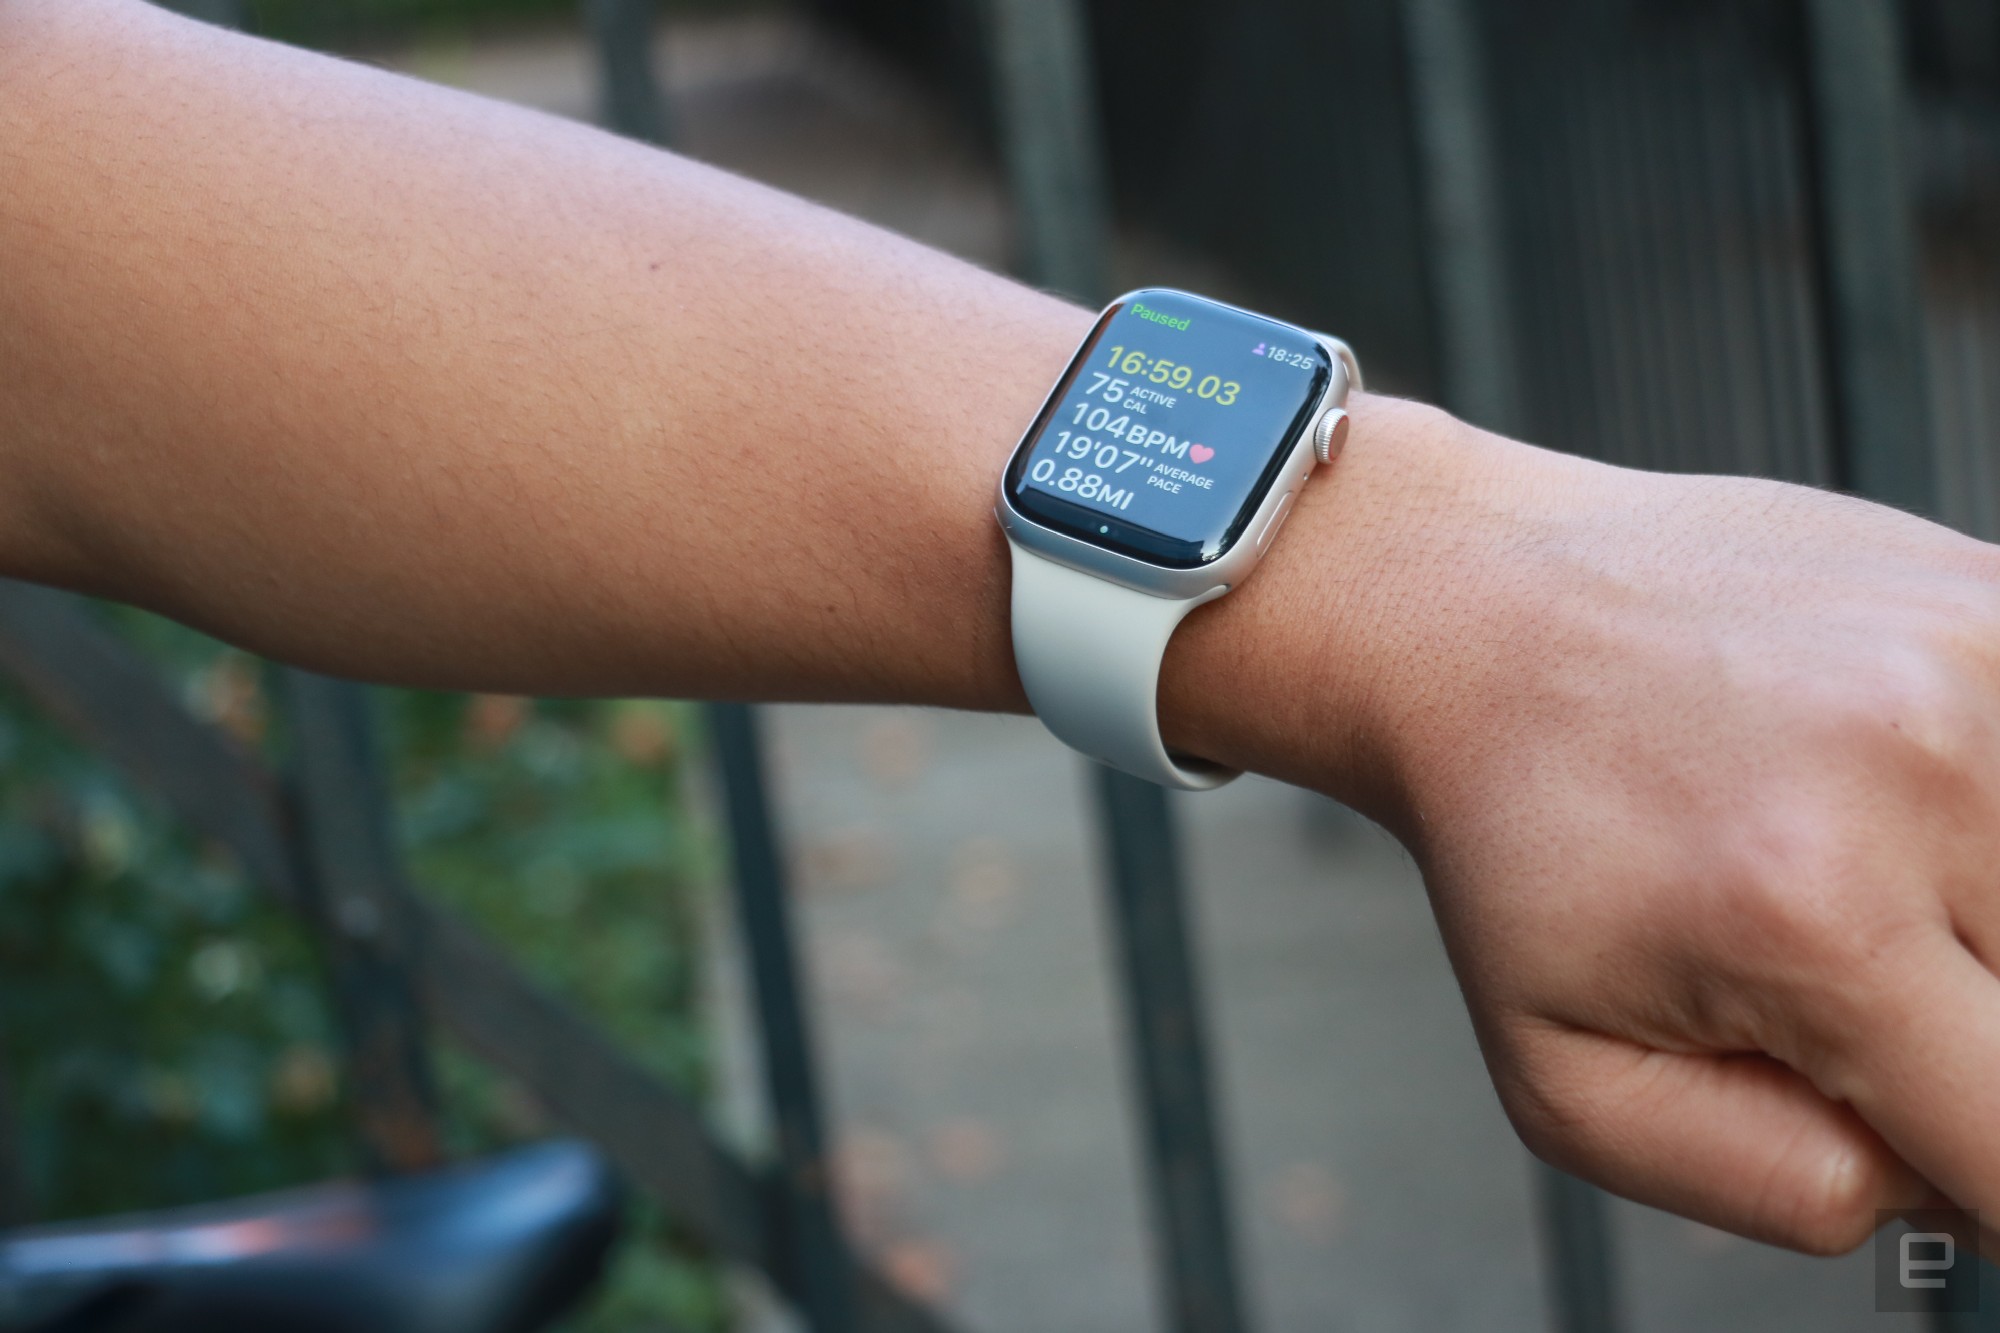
1492 1056 1595 1177
1698 816 1936 1055
1760 1142 1886 1257
1508 1102 1596 1185
1505 1095 1574 1174
1714 836 1874 969
1493 1044 1640 1184
1821 647 1979 782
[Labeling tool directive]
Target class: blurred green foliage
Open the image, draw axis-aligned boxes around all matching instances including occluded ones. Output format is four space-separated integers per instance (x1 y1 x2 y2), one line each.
244 0 572 46
0 683 351 1215
0 610 727 1331
240 0 770 47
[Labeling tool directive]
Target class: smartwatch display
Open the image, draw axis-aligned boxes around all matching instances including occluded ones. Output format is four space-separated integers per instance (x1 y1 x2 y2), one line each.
997 288 1360 789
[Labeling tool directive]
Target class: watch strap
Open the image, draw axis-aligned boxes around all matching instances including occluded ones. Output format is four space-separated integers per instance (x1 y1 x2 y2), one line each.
1006 540 1237 790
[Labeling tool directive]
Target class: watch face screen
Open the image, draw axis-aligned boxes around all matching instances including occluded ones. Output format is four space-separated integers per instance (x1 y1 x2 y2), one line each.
1005 290 1331 568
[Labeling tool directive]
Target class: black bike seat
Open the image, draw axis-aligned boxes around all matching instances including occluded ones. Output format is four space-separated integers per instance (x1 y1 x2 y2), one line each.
0 1139 622 1333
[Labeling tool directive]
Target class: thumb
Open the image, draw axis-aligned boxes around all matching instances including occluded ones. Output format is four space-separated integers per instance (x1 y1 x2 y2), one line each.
1499 1024 1930 1255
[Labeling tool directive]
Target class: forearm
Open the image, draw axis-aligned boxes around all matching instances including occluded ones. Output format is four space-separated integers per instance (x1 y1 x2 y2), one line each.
0 0 1497 813
0 0 1073 705
5 0 1111 710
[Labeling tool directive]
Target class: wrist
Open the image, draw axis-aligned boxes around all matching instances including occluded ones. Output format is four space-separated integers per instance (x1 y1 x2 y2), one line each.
1156 397 1556 825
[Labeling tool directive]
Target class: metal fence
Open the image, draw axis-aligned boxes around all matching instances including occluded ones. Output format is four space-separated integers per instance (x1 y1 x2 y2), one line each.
4 0 1996 1331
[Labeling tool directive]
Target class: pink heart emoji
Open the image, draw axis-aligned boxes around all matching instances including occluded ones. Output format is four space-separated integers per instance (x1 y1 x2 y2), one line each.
1188 444 1215 464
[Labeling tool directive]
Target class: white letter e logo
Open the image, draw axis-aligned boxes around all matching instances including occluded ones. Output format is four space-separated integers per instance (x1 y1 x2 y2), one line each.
1901 1232 1955 1290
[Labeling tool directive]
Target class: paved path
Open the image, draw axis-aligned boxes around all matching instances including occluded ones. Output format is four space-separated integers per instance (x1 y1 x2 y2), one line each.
402 17 1924 1331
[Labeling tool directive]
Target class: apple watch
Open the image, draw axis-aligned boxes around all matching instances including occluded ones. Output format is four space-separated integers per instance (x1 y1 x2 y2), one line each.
996 288 1361 790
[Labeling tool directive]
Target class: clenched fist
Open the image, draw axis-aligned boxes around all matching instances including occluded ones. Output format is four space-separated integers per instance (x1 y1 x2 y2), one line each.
1198 400 2000 1252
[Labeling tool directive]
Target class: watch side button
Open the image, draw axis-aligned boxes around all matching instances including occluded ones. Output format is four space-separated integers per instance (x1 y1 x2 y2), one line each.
1255 492 1296 555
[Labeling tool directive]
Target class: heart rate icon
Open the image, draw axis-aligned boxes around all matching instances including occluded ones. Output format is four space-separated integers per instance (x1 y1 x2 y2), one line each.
1188 444 1215 464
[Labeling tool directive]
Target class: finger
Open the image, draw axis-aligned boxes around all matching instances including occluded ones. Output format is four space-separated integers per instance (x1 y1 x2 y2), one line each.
1505 1024 1930 1254
1811 943 2000 1226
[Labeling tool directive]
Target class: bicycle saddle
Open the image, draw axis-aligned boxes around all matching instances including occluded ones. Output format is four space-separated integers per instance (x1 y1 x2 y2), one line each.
0 1139 622 1333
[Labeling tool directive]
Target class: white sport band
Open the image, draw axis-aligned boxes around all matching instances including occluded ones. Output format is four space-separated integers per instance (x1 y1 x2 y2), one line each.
999 289 1360 791
1007 540 1235 789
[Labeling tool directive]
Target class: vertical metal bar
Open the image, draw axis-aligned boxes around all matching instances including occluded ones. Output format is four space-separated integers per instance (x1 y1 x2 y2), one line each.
1681 24 1786 481
0 1050 23 1227
1637 43 1727 477
1399 3 1622 1330
1801 0 1936 514
1724 56 1817 483
1602 47 1685 474
1092 767 1249 1333
1573 53 1655 471
1553 42 1639 467
1750 56 1838 488
584 0 673 148
1400 0 1522 434
276 671 445 1174
981 4 1253 1329
1534 1168 1622 1333
1509 22 1594 462
706 702 855 1333
980 0 1111 303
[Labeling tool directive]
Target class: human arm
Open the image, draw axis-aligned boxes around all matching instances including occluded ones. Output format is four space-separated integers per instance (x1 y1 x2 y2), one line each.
11 0 2000 1257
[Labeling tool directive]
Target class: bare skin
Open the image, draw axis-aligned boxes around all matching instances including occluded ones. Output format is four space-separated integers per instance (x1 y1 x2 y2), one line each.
8 0 2000 1256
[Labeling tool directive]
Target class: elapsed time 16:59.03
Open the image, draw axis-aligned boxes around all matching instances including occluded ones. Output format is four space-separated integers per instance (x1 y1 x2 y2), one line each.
1101 345 1241 404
